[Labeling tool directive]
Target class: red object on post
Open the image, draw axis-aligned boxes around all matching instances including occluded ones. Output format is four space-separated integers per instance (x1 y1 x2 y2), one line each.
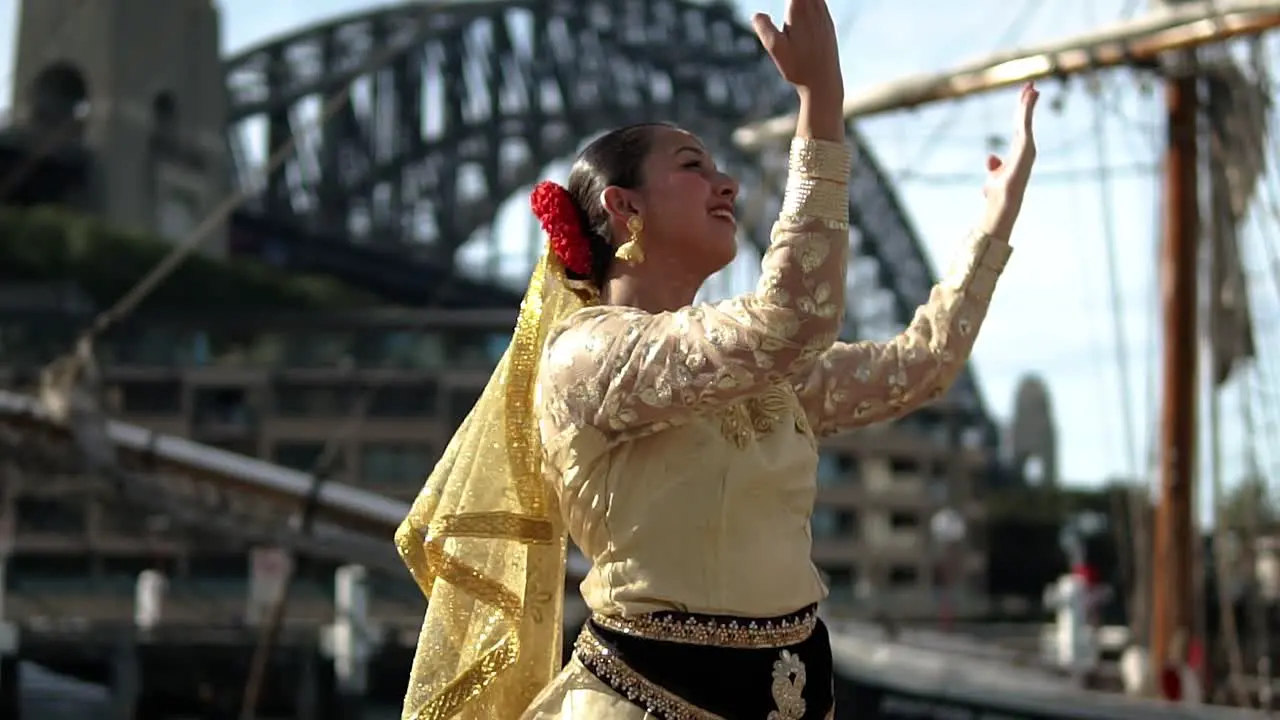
1160 666 1183 700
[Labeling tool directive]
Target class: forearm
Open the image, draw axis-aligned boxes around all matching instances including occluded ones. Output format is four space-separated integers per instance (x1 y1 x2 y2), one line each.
744 135 851 367
979 190 1024 243
794 87 845 144
794 230 1011 435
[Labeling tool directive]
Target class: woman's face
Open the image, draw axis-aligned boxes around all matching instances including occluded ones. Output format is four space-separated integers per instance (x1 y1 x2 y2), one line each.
630 127 740 275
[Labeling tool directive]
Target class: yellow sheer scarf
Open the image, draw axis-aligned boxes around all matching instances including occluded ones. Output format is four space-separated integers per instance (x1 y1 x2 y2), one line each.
395 250 589 719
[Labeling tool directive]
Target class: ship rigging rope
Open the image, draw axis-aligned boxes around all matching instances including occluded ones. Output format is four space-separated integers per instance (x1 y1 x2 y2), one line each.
1215 44 1280 488
1080 67 1157 655
1201 57 1254 706
1087 78 1142 489
1234 47 1280 680
890 0 1044 181
1077 0 1160 643
1193 36 1280 705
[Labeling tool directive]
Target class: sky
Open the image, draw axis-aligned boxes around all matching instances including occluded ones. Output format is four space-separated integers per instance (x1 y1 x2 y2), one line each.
0 0 1276 511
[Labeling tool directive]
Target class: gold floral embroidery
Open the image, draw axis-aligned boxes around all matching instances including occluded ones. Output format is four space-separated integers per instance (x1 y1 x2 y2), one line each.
793 230 1013 438
717 404 751 448
768 650 807 720
713 383 807 448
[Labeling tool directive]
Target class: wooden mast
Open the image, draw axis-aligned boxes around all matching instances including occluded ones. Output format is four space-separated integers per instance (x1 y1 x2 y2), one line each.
1151 62 1200 695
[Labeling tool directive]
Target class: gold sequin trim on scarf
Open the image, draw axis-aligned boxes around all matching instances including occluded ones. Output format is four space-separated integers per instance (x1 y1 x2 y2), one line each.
590 606 817 649
574 627 725 720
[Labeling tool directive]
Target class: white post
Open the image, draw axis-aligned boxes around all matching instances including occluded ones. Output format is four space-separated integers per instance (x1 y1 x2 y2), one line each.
333 564 369 696
134 569 167 631
1044 572 1099 683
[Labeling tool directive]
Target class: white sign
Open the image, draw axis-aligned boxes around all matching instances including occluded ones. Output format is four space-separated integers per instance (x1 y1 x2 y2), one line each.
246 547 292 626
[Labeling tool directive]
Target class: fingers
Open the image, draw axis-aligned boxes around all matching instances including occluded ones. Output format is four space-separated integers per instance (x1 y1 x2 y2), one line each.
759 0 840 91
1018 82 1040 135
788 0 833 23
752 12 781 51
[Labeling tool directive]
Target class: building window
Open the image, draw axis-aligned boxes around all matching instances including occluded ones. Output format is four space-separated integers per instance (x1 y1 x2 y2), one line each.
274 382 354 416
889 511 919 531
816 453 840 487
15 496 86 534
101 556 157 590
211 439 258 457
117 380 183 415
890 457 921 475
7 554 90 590
188 553 246 582
817 453 860 487
888 565 919 588
823 565 857 603
272 442 336 473
359 443 435 487
192 386 254 429
366 383 437 418
446 331 511 369
812 508 858 539
445 386 483 430
366 330 447 370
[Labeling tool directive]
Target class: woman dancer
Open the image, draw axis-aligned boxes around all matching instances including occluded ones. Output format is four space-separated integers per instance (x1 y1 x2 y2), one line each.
396 1 1040 718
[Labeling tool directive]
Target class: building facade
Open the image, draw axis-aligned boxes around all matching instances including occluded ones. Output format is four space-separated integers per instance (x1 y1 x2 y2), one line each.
0 298 989 629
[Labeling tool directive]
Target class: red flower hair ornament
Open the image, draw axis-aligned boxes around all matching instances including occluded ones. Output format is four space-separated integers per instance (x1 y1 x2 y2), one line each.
531 180 593 276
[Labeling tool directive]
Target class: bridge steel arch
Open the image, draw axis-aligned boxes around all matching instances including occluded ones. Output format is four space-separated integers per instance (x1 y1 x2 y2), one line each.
222 0 994 431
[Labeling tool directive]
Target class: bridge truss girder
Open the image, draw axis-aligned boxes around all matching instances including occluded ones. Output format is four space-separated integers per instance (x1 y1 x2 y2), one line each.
223 0 992 429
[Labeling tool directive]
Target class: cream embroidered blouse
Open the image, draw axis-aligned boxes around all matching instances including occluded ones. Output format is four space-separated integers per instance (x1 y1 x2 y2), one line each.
535 137 1011 621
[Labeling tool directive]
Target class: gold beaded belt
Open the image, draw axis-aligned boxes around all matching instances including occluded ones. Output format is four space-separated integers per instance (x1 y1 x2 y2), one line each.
590 603 818 649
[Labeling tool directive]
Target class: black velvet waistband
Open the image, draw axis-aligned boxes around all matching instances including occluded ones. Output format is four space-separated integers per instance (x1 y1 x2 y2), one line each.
575 611 834 719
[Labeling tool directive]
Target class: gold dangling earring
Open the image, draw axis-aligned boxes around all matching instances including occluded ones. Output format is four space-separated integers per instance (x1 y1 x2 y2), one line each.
615 215 646 264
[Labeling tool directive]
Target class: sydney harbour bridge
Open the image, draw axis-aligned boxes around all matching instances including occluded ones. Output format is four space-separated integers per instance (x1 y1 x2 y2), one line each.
0 0 1023 717
219 0 993 431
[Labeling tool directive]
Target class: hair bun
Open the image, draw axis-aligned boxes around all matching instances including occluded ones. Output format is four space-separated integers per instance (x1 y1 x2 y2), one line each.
531 181 593 276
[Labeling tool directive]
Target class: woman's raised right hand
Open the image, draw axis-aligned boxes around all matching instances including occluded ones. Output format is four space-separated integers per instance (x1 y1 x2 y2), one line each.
752 0 842 98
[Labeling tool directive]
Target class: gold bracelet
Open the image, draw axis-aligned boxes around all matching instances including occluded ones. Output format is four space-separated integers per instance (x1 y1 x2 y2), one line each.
781 175 849 227
789 137 853 183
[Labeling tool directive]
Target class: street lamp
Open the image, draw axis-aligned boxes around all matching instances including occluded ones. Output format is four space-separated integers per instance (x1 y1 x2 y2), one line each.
1058 511 1106 567
930 507 967 631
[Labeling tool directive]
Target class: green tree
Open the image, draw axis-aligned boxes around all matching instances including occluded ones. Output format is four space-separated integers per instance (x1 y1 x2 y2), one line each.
0 205 373 313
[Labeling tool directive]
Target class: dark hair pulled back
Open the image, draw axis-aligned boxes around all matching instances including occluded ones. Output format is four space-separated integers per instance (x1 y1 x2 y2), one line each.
563 122 675 286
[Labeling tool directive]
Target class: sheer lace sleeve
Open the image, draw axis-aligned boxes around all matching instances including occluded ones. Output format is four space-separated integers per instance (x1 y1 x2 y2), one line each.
794 230 1012 437
539 138 853 437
